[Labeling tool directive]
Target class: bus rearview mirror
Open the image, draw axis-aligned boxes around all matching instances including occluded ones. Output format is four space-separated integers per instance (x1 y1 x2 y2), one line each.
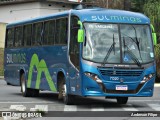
78 29 84 43
152 33 157 45
150 24 157 45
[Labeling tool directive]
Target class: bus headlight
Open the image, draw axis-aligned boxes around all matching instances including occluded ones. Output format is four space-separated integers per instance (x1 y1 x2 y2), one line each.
84 72 102 83
141 73 155 84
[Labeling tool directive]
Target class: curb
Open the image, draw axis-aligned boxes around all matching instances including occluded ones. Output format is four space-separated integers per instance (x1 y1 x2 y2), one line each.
0 76 4 79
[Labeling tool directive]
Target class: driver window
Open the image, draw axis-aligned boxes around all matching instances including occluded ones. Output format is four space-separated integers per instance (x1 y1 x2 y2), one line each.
69 16 80 69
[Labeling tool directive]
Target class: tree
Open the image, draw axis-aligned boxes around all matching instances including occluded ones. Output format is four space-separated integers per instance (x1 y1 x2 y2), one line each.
124 0 131 10
143 0 160 81
130 0 147 12
143 0 160 37
84 0 127 9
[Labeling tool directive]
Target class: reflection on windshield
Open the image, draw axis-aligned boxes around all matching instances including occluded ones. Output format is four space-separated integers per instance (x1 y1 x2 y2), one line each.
123 37 141 67
83 23 120 63
83 23 154 64
121 24 154 64
102 34 116 66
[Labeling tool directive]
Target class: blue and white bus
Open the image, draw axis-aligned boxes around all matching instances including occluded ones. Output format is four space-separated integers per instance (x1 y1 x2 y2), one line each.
4 8 156 104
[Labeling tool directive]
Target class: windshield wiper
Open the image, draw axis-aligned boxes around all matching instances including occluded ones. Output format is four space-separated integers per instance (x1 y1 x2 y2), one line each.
131 25 143 62
102 34 116 66
122 26 143 62
123 37 141 67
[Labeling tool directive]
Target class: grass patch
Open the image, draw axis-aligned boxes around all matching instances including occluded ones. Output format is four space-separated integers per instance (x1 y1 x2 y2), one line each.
0 48 4 76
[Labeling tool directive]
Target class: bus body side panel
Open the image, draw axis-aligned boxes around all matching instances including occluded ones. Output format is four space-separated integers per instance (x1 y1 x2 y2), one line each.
25 46 69 92
4 48 28 86
4 46 70 93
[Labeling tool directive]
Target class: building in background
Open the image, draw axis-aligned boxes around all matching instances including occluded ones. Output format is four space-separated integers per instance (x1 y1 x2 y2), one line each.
0 22 6 48
0 0 81 49
0 0 81 23
0 0 82 76
0 22 6 76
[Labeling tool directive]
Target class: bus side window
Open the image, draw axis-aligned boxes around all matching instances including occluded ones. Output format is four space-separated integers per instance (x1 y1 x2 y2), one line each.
44 20 55 45
55 18 68 45
6 28 14 48
32 22 43 46
69 16 80 69
14 26 23 47
24 24 32 46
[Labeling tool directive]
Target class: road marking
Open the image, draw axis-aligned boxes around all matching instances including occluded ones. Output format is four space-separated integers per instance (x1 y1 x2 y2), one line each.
64 105 77 111
91 105 105 111
30 105 48 113
148 103 160 111
0 102 54 104
122 104 139 111
154 84 160 87
10 105 26 111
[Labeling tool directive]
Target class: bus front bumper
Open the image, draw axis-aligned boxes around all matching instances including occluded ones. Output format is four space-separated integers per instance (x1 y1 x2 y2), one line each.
82 77 155 97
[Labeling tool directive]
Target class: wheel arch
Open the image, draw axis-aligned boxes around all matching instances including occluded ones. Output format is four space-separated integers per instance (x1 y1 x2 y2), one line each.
19 69 25 86
57 70 68 92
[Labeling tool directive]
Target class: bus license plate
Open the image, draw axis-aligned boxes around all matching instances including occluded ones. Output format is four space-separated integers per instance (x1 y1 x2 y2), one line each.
116 85 128 91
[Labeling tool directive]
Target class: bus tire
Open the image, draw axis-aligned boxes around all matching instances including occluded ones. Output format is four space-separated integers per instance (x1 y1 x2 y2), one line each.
61 79 74 105
21 73 32 97
64 94 74 105
58 79 64 100
116 97 128 104
21 73 40 97
32 89 39 97
7 82 11 85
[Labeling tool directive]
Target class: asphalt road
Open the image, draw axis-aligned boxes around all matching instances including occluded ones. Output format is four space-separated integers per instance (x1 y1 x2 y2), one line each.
0 79 160 120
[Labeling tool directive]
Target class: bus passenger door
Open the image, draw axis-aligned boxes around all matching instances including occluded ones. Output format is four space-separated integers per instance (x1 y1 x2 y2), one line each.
68 16 81 95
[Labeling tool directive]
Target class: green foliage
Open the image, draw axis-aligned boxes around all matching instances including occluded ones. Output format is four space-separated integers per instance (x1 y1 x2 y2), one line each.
84 0 125 9
155 44 160 77
131 0 160 38
143 0 160 37
130 0 147 12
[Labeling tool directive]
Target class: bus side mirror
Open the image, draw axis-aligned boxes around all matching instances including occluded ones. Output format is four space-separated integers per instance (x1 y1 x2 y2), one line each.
152 33 157 45
78 29 84 43
77 20 84 43
151 24 157 45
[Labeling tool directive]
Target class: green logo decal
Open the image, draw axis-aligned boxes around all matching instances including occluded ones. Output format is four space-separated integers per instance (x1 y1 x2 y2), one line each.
27 54 57 92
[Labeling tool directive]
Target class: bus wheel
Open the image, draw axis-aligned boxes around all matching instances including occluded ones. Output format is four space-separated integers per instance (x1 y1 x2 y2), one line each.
62 81 74 105
21 73 39 97
31 89 39 97
116 97 128 104
7 82 11 85
58 80 63 100
21 73 32 97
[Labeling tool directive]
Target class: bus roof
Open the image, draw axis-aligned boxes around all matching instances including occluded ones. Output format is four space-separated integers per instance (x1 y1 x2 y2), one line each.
72 8 150 24
7 8 150 28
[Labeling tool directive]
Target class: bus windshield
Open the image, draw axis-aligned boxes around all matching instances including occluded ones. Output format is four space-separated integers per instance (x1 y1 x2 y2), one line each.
83 23 154 64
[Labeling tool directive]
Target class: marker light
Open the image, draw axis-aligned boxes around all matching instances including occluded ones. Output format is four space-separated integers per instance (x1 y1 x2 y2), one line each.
141 73 155 84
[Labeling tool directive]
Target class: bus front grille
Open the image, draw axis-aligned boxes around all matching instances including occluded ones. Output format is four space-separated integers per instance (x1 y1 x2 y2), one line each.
99 69 143 77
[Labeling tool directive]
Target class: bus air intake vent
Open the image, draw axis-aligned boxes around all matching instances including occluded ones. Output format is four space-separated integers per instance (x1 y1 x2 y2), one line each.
99 69 143 77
